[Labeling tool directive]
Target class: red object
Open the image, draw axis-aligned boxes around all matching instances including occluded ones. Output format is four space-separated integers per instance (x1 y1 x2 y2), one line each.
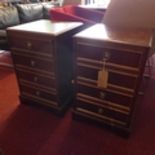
49 5 105 24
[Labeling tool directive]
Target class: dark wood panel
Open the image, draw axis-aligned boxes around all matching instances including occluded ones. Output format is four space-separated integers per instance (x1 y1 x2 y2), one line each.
77 65 137 90
9 36 54 56
76 84 133 108
17 70 56 89
75 99 129 124
20 84 57 102
77 44 142 68
13 53 54 73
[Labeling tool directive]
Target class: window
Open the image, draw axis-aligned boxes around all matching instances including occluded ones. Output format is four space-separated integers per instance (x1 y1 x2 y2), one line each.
85 0 111 5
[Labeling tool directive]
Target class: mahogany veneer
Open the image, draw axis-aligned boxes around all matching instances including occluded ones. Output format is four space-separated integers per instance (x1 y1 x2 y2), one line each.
7 19 83 114
73 24 153 134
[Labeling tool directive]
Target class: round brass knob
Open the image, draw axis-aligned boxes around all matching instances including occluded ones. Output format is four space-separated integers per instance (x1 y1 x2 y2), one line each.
104 51 111 60
36 91 40 96
30 60 35 67
98 108 104 114
71 80 75 84
34 76 38 82
27 42 32 49
100 92 106 99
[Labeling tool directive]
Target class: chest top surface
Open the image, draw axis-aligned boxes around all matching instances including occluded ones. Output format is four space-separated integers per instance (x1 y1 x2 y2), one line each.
74 24 153 48
7 19 83 36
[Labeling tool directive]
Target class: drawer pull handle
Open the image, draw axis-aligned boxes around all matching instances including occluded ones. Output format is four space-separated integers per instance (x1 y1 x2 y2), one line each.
103 51 111 60
34 76 38 82
98 108 104 114
30 60 36 67
100 92 106 99
36 91 40 96
27 42 32 49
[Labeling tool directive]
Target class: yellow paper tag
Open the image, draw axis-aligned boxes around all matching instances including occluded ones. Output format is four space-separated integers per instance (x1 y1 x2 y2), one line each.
97 69 109 88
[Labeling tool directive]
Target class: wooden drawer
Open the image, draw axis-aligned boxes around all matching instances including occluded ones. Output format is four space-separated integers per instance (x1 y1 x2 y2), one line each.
77 65 137 91
13 53 54 73
10 36 54 56
20 84 57 103
75 99 129 126
77 44 142 68
17 70 56 89
76 84 133 108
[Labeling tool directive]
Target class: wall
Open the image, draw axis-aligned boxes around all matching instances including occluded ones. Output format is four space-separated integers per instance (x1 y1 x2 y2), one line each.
60 0 81 6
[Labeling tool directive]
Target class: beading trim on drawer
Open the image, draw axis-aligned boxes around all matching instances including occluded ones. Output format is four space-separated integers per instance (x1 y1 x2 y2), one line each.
77 57 140 74
77 61 139 77
77 93 130 113
16 68 55 79
75 107 127 126
22 92 57 106
12 48 53 58
77 97 130 115
19 79 56 92
76 42 145 54
15 65 54 76
77 76 135 94
20 82 57 95
77 80 133 97
13 51 54 61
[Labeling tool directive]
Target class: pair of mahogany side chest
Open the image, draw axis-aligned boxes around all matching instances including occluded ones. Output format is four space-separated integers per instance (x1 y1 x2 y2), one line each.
7 19 152 134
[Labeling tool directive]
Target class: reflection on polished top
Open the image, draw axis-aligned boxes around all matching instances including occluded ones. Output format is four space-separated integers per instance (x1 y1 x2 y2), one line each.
74 24 153 47
7 19 83 36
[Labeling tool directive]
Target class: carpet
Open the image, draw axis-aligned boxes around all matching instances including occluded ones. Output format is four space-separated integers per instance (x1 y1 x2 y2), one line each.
0 56 155 155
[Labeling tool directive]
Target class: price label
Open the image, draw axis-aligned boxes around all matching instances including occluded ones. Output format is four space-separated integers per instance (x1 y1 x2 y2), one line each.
97 68 109 88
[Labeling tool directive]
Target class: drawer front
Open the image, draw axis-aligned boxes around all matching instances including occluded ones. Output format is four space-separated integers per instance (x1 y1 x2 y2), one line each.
13 54 54 73
17 70 56 89
75 99 129 126
77 65 137 91
20 84 57 103
10 36 54 56
76 84 133 108
77 44 142 68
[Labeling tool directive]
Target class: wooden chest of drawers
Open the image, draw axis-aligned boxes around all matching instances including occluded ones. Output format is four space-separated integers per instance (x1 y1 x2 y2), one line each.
7 19 83 114
73 24 153 134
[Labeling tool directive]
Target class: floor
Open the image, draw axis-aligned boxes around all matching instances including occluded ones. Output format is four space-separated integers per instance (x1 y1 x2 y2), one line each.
0 50 13 68
0 55 155 155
